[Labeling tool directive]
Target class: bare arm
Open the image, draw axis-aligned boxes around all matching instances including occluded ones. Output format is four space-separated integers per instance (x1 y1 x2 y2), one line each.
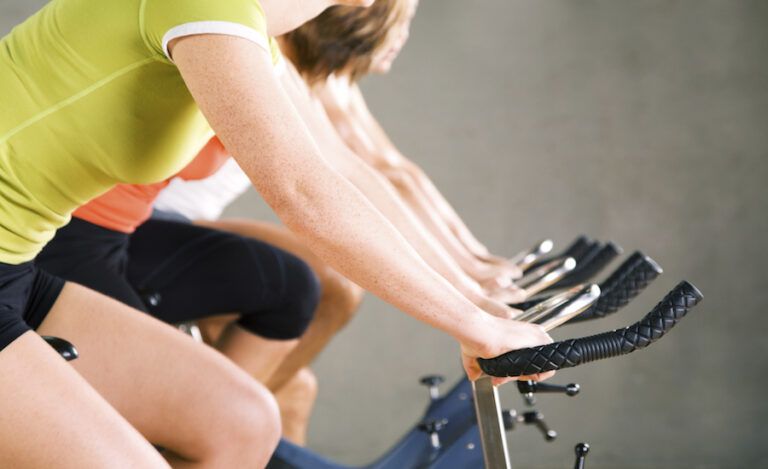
319 80 520 278
347 84 497 258
277 64 522 310
169 35 549 370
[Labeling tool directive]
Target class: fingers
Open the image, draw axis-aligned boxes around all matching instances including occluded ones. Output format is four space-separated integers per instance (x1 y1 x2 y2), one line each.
508 264 523 280
489 370 556 386
488 285 527 304
493 275 512 289
490 376 516 386
479 298 522 320
517 371 556 382
461 354 483 381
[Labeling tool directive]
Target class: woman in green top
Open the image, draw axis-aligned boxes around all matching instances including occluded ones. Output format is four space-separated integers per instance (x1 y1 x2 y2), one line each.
0 0 553 466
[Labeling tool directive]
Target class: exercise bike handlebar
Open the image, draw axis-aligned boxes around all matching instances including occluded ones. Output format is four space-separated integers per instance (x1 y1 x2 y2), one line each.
513 251 662 322
570 252 662 322
510 239 554 271
477 281 702 377
550 242 622 290
525 235 591 272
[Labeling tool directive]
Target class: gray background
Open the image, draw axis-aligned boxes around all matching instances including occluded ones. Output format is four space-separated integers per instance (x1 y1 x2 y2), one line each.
3 1 767 468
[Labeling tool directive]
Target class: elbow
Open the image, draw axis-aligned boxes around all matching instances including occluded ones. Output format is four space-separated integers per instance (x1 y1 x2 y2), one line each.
260 177 320 236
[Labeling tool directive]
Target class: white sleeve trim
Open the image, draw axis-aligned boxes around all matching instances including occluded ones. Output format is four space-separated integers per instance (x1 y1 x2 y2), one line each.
161 21 270 62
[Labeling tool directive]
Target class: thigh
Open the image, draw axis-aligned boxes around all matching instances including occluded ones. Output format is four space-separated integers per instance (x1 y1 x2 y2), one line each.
127 219 309 324
196 218 325 273
36 219 146 311
0 331 168 468
35 282 270 458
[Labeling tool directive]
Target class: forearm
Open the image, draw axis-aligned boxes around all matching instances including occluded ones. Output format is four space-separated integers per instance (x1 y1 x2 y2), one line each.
172 35 491 347
280 63 491 304
399 162 494 259
346 84 494 260
329 150 494 302
258 158 488 342
383 166 502 277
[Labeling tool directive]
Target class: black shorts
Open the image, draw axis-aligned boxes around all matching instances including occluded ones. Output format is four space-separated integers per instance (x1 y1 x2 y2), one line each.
36 217 319 340
0 262 65 350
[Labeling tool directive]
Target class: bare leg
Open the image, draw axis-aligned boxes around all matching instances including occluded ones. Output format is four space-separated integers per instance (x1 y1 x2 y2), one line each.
197 219 364 392
274 367 318 445
37 282 281 468
0 331 169 468
216 323 298 383
198 314 238 344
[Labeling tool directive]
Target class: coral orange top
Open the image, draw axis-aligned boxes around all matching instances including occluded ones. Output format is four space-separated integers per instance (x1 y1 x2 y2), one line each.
73 137 231 233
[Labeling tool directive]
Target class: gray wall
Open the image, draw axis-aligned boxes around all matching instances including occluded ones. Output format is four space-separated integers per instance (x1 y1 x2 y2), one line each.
3 1 767 468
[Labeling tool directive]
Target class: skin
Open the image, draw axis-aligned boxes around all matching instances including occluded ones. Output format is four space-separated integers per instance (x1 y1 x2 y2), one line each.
180 0 550 443
168 12 554 390
0 4 552 464
0 331 170 468
193 219 362 444
319 47 524 291
274 368 319 446
0 1 378 467
196 219 364 393
36 283 282 467
192 59 523 425
274 57 525 314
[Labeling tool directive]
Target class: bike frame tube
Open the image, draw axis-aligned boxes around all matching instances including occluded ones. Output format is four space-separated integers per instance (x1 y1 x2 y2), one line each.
472 376 511 469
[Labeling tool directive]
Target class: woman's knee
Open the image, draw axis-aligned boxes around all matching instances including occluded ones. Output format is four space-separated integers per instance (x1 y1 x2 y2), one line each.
291 367 318 400
276 368 318 412
238 247 320 340
316 268 364 330
200 377 282 463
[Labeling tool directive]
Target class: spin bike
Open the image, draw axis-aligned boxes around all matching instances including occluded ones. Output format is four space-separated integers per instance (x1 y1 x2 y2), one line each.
265 236 702 469
43 236 703 469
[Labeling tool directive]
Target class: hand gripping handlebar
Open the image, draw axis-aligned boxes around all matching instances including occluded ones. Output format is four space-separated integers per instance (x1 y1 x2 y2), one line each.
478 281 702 377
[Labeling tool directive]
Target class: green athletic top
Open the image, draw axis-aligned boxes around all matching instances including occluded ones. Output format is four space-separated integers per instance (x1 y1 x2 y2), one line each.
0 0 280 264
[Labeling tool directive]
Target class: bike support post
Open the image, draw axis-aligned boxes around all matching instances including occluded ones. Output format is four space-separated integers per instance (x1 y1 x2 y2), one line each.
473 376 511 469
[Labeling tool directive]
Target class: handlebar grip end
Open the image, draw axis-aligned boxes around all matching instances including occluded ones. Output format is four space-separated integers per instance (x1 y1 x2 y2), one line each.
478 281 702 377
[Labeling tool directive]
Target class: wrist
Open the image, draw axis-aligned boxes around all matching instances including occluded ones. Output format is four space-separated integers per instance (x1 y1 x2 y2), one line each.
453 309 496 357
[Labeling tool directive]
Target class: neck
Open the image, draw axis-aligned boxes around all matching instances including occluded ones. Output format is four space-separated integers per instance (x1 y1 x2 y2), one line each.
261 0 331 37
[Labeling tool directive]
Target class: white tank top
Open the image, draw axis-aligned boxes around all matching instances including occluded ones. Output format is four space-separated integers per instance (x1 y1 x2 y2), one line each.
154 158 251 221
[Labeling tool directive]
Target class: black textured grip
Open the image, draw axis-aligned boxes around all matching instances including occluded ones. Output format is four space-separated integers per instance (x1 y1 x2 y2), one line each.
562 236 593 262
569 252 661 322
511 298 542 311
553 242 622 289
478 281 702 377
511 251 657 313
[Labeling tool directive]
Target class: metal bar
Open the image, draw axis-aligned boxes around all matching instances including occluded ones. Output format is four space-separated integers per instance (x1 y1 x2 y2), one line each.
518 257 577 296
537 284 601 330
510 239 554 270
473 376 511 469
177 322 204 343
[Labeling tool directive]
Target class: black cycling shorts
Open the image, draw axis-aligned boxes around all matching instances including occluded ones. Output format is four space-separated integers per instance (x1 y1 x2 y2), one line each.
0 262 65 350
36 217 319 340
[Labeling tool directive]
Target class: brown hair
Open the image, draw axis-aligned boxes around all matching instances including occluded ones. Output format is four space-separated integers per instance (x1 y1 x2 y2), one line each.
282 0 408 84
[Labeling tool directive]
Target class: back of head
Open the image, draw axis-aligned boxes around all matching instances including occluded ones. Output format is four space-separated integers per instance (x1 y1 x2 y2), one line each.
282 0 410 84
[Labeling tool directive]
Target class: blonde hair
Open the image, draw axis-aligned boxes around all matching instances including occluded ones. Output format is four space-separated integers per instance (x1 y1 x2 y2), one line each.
282 0 409 84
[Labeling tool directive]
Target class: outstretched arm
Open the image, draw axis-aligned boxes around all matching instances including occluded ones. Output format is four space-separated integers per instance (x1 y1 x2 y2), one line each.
321 80 519 279
169 34 550 380
278 64 524 310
